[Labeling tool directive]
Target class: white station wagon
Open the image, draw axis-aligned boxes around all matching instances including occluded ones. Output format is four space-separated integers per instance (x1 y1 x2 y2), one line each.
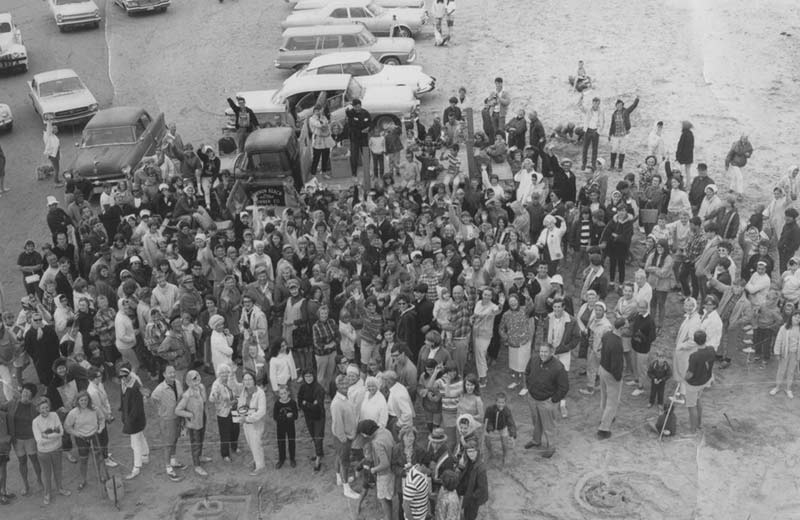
47 0 101 31
28 69 99 125
0 13 28 73
289 51 435 96
292 0 424 10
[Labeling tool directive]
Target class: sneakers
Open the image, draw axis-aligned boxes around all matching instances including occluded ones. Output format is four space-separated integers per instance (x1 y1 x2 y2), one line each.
507 381 518 389
625 380 638 387
249 468 265 476
58 489 71 497
170 460 187 470
199 456 213 463
222 457 231 462
579 388 595 395
787 390 795 399
769 387 779 396
195 466 208 477
596 430 611 440
104 456 119 468
524 440 541 450
343 484 361 500
518 387 528 397
166 467 181 482
125 468 140 480
742 347 755 354
632 388 644 397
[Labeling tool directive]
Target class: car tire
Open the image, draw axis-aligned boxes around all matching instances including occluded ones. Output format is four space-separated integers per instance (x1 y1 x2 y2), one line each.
94 21 101 28
59 25 66 32
396 26 412 38
160 6 168 12
3 123 12 132
381 56 400 65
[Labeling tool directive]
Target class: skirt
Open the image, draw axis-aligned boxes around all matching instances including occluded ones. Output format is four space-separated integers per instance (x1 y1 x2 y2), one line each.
508 341 532 373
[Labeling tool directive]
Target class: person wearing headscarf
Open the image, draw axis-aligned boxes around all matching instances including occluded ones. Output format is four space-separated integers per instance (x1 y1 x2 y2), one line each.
698 184 724 222
778 165 800 203
763 185 790 241
673 297 701 399
208 314 234 375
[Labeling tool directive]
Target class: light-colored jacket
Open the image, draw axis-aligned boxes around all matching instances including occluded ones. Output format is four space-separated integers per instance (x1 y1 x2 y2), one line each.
237 386 267 425
644 252 674 292
175 384 207 430
151 378 185 420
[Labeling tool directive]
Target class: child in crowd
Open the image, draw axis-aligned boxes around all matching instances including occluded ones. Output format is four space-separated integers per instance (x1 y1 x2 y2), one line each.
483 392 516 465
398 150 421 190
435 469 461 520
418 359 443 432
655 401 677 437
384 123 404 175
338 308 357 361
646 350 672 407
269 339 298 393
369 128 386 177
272 386 298 469
455 414 485 462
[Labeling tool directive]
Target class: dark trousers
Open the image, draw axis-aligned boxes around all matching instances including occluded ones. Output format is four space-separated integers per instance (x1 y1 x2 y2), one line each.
311 147 331 175
97 427 109 459
305 416 325 457
679 262 699 298
581 129 599 169
276 420 296 462
49 151 60 180
188 414 206 466
607 252 626 284
372 152 385 176
349 141 364 176
649 379 665 405
754 327 775 360
217 414 240 458
463 500 481 520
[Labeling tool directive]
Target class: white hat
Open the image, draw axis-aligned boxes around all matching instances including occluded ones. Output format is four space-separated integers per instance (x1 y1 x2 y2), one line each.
158 183 169 191
129 255 142 264
46 196 58 206
139 209 151 217
550 274 564 285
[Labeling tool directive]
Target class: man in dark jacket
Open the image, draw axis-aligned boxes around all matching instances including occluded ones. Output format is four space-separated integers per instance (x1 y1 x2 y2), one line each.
226 95 260 152
395 295 422 361
504 109 527 150
345 99 372 177
119 363 148 480
552 159 577 203
480 98 495 141
608 96 639 171
597 318 625 439
523 343 568 457
442 96 462 123
528 111 546 168
630 300 656 396
24 314 60 387
778 208 800 272
688 163 714 215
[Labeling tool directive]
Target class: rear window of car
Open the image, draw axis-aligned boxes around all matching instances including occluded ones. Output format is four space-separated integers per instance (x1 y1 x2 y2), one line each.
341 34 360 47
285 36 317 51
0 22 11 33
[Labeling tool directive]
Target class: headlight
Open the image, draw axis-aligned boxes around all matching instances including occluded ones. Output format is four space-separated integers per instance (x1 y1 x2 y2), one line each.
89 103 98 111
94 9 100 16
56 14 63 22
43 113 54 121
0 109 10 118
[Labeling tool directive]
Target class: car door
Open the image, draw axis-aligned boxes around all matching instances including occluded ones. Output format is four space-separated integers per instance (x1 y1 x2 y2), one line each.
28 79 41 114
342 61 370 78
327 89 347 128
347 7 373 30
292 91 321 130
318 35 340 56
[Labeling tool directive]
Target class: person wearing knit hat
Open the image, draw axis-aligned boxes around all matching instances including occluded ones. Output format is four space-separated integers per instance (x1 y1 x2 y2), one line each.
175 369 211 476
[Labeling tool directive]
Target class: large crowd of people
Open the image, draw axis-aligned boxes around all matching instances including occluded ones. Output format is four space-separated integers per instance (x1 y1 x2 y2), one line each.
0 73 797 520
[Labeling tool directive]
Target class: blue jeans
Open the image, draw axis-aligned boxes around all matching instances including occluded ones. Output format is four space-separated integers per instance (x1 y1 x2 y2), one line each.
581 129 599 169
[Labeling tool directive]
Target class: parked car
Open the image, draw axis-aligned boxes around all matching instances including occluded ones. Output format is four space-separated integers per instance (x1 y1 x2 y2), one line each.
280 0 427 38
47 0 101 31
28 69 98 126
271 74 418 133
0 13 28 73
64 106 167 187
275 25 416 70
223 90 292 131
114 0 170 14
292 0 424 11
289 51 434 96
0 102 12 131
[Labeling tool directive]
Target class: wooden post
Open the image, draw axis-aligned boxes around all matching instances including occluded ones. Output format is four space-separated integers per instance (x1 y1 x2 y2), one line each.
464 107 477 180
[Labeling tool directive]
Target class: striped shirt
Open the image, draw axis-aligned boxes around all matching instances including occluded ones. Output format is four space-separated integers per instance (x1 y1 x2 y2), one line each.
402 465 430 520
449 300 472 339
579 219 592 247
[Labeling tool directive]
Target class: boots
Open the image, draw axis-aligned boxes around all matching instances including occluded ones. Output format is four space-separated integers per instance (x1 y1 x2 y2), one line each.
618 154 625 171
343 483 360 499
610 153 617 169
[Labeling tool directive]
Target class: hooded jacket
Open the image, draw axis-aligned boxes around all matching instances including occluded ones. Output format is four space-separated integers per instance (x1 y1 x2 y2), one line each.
297 373 326 421
120 373 146 435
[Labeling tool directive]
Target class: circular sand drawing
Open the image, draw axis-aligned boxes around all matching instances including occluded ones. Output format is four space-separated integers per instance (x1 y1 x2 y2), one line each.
574 469 682 519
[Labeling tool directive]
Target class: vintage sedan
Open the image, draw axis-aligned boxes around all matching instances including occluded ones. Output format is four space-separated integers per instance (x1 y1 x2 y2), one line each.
0 102 12 131
281 0 427 38
292 0 424 10
114 0 170 14
290 51 434 95
272 74 418 133
0 13 28 73
28 69 98 126
65 106 167 186
47 0 101 31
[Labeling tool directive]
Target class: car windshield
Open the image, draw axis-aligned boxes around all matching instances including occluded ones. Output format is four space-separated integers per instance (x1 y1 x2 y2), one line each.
0 22 11 33
56 0 90 5
346 78 365 102
364 56 383 74
38 77 84 97
81 126 136 147
366 3 383 15
357 28 376 45
247 151 289 173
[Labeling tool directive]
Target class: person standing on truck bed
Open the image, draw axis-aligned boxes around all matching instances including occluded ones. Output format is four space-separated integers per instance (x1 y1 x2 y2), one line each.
227 96 260 153
345 99 371 178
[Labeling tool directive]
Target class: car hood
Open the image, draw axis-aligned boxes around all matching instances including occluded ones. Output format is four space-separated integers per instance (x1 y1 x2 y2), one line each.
69 144 135 178
377 64 425 82
280 11 318 27
362 85 415 105
38 89 97 113
53 1 99 15
371 36 414 54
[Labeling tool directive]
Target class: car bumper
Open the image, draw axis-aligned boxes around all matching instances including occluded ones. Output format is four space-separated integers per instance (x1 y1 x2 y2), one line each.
48 108 98 126
66 171 127 189
0 56 27 71
0 118 12 130
56 15 101 27
122 0 170 12
416 77 435 95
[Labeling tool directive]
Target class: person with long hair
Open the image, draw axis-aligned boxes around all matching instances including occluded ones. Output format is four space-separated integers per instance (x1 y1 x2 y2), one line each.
32 397 70 505
645 239 674 332
238 371 267 475
63 391 108 490
770 310 800 399
298 368 326 471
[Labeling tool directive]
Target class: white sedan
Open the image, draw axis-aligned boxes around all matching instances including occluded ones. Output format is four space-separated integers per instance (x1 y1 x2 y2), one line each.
28 69 99 126
0 103 12 131
292 0 424 9
47 0 101 32
289 51 435 96
0 13 28 73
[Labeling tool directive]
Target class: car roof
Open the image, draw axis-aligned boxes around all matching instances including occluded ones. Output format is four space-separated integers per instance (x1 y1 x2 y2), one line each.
0 13 13 24
244 127 295 153
313 0 372 6
86 107 146 129
308 51 373 69
282 24 367 37
281 74 353 93
33 69 80 83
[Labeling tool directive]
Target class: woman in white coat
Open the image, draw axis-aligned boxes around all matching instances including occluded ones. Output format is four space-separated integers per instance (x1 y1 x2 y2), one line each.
208 314 234 375
536 214 567 275
673 297 702 399
238 372 267 475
